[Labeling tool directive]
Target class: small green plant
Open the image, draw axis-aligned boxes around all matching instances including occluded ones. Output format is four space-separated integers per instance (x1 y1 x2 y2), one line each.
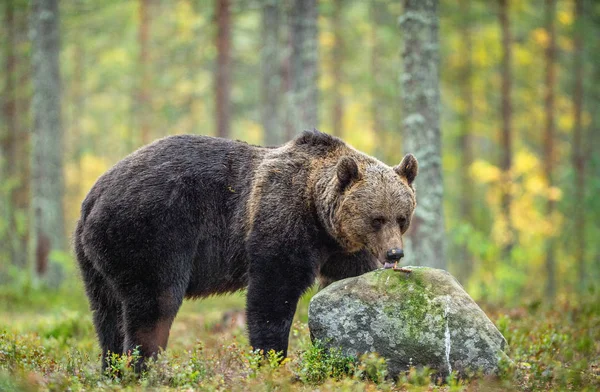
355 352 388 384
298 340 357 384
266 349 286 368
103 348 142 384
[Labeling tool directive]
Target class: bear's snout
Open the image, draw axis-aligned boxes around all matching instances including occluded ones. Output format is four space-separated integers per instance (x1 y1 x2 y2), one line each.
385 248 404 261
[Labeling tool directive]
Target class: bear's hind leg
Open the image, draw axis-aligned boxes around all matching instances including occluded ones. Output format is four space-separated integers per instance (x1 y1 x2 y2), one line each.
78 260 124 370
75 237 124 370
121 286 184 372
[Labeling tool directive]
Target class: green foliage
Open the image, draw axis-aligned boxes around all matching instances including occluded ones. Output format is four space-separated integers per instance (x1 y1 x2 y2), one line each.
0 283 599 391
297 340 357 384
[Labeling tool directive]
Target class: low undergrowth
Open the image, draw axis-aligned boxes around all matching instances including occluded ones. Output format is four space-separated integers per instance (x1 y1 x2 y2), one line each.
0 280 598 391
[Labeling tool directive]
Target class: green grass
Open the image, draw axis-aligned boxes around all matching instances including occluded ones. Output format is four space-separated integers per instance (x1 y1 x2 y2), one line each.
0 275 599 391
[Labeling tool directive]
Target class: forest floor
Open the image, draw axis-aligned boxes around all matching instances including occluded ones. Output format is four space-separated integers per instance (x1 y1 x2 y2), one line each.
0 277 598 391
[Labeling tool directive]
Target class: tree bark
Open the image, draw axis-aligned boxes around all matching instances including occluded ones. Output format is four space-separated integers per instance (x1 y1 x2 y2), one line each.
2 0 21 267
544 0 557 300
14 5 31 269
572 0 585 292
370 0 384 157
261 0 282 145
498 0 513 259
290 0 319 133
72 41 85 196
400 0 446 269
138 0 152 145
2 0 18 175
215 0 231 139
458 0 474 282
30 0 65 276
332 0 344 137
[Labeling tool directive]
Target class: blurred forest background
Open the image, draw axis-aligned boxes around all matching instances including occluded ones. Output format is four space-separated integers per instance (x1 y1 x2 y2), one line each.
1 0 600 309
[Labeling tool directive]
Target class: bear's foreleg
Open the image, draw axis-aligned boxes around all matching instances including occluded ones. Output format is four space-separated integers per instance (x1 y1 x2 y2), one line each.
246 257 316 358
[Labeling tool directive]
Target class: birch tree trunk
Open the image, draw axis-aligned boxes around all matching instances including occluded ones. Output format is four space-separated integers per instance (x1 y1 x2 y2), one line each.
289 0 319 133
261 0 282 145
399 0 446 269
30 0 65 276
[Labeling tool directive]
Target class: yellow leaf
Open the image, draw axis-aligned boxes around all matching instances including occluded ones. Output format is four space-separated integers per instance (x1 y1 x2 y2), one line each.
532 28 549 48
470 160 501 184
513 150 538 175
558 10 572 26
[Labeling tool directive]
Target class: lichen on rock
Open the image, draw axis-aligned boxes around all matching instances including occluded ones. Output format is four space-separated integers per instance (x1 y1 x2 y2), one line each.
308 267 509 379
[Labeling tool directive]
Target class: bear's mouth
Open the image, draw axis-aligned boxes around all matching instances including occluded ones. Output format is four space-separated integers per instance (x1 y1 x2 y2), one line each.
383 262 395 269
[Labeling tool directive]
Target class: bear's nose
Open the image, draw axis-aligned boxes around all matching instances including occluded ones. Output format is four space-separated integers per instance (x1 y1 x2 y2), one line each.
386 248 404 261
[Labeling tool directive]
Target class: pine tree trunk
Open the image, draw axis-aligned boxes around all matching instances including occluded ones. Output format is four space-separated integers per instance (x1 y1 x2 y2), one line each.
14 5 30 270
544 0 557 300
2 0 20 267
332 0 344 137
261 0 282 145
2 0 17 173
215 0 231 139
572 0 585 292
399 0 446 269
30 0 65 277
290 0 319 133
138 0 151 145
458 0 474 282
498 0 513 259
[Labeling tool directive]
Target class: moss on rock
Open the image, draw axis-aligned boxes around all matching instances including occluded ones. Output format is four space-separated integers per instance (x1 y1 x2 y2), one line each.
308 267 509 379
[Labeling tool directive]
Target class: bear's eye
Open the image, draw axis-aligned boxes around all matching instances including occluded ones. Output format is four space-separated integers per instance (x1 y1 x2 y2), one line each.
371 217 387 231
397 217 407 230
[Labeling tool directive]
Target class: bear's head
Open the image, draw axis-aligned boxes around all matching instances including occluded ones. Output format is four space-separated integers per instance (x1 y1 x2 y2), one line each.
331 154 418 266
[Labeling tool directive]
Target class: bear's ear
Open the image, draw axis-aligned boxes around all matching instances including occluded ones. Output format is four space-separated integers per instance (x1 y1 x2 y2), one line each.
336 156 361 190
394 154 418 186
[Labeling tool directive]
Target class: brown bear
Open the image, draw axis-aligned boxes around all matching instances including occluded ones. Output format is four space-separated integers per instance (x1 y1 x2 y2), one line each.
74 130 418 371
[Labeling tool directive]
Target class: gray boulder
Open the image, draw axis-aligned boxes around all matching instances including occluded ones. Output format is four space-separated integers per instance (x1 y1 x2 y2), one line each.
308 267 509 379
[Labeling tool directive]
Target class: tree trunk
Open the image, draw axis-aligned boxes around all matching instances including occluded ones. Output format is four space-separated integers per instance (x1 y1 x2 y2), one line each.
332 0 344 137
572 0 585 292
399 0 446 269
14 5 31 270
72 41 85 196
30 0 65 276
138 0 152 145
458 0 474 282
2 0 20 267
261 0 282 145
281 19 294 141
290 0 319 133
370 0 384 157
498 0 513 260
215 0 231 139
544 0 557 300
2 0 17 174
